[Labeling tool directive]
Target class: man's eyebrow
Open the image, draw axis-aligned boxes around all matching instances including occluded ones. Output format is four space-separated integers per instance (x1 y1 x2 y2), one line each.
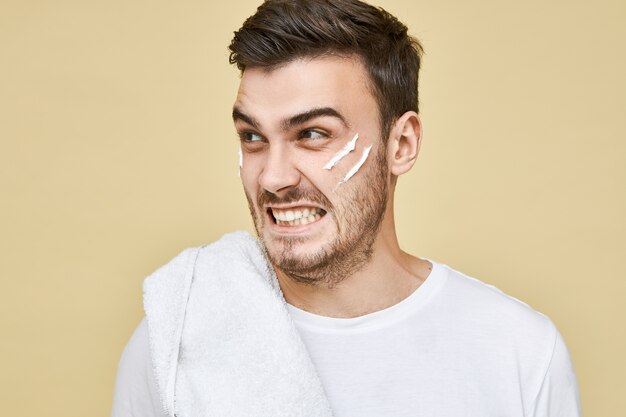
232 106 349 131
232 107 260 129
282 107 350 131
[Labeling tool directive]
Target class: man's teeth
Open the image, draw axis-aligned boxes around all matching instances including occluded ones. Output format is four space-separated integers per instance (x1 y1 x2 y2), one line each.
272 207 323 226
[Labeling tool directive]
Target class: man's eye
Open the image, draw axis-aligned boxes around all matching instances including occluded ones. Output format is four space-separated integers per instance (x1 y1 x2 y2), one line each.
300 130 327 140
240 131 263 142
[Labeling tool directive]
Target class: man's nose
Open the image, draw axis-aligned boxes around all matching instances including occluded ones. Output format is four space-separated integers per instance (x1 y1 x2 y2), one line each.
258 146 301 194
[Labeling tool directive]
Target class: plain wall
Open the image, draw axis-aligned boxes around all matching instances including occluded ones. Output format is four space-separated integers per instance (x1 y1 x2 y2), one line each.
0 0 624 415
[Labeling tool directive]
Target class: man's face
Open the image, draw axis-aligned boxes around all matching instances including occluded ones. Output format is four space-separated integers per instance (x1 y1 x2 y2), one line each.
233 56 390 285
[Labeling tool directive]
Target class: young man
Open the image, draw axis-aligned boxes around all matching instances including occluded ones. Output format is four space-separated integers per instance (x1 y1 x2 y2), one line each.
112 1 581 416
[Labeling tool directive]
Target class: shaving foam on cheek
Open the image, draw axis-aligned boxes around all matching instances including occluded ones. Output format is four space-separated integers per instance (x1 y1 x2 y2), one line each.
343 145 372 182
333 145 373 191
237 144 243 177
323 133 359 170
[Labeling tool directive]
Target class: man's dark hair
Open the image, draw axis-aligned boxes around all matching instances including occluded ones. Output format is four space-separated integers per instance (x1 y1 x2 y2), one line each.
228 0 424 142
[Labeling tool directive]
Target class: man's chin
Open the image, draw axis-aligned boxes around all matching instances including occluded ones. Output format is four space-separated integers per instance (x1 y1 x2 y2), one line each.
263 237 313 262
261 237 327 271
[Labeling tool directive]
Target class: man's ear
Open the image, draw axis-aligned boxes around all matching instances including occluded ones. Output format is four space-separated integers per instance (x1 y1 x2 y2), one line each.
387 111 422 176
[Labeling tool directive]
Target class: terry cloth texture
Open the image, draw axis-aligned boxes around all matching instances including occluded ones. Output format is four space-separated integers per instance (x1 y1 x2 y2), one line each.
143 231 333 417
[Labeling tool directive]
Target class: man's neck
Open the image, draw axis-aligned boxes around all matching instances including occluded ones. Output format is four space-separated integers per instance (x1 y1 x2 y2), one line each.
275 233 432 318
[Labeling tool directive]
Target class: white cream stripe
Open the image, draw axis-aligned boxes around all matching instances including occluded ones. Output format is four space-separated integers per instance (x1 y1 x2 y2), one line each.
342 145 372 182
323 133 359 170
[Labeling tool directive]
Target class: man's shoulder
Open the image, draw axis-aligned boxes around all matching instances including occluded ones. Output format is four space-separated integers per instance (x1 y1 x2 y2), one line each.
434 262 556 341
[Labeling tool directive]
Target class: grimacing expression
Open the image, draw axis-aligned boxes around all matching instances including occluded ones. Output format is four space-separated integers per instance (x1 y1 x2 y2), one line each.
233 57 391 285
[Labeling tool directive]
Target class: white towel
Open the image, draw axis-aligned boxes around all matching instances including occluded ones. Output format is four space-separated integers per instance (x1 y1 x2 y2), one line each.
143 231 334 417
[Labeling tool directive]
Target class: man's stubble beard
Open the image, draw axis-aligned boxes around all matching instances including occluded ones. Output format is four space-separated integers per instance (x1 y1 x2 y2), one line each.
245 144 389 288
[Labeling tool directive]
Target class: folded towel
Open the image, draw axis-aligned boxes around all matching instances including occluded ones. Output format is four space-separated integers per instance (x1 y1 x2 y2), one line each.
143 231 334 417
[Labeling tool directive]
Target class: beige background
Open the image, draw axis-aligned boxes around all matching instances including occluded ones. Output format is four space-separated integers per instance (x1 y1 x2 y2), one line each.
0 0 624 415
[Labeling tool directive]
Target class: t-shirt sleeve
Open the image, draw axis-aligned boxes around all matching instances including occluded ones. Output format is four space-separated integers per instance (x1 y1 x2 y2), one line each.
111 318 166 417
531 329 581 417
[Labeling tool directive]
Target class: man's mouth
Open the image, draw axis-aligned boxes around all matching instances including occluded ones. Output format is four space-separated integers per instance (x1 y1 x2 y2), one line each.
269 206 327 227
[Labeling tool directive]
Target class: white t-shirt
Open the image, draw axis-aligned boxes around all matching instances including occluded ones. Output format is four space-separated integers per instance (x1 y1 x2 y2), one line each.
286 262 580 416
112 262 580 416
